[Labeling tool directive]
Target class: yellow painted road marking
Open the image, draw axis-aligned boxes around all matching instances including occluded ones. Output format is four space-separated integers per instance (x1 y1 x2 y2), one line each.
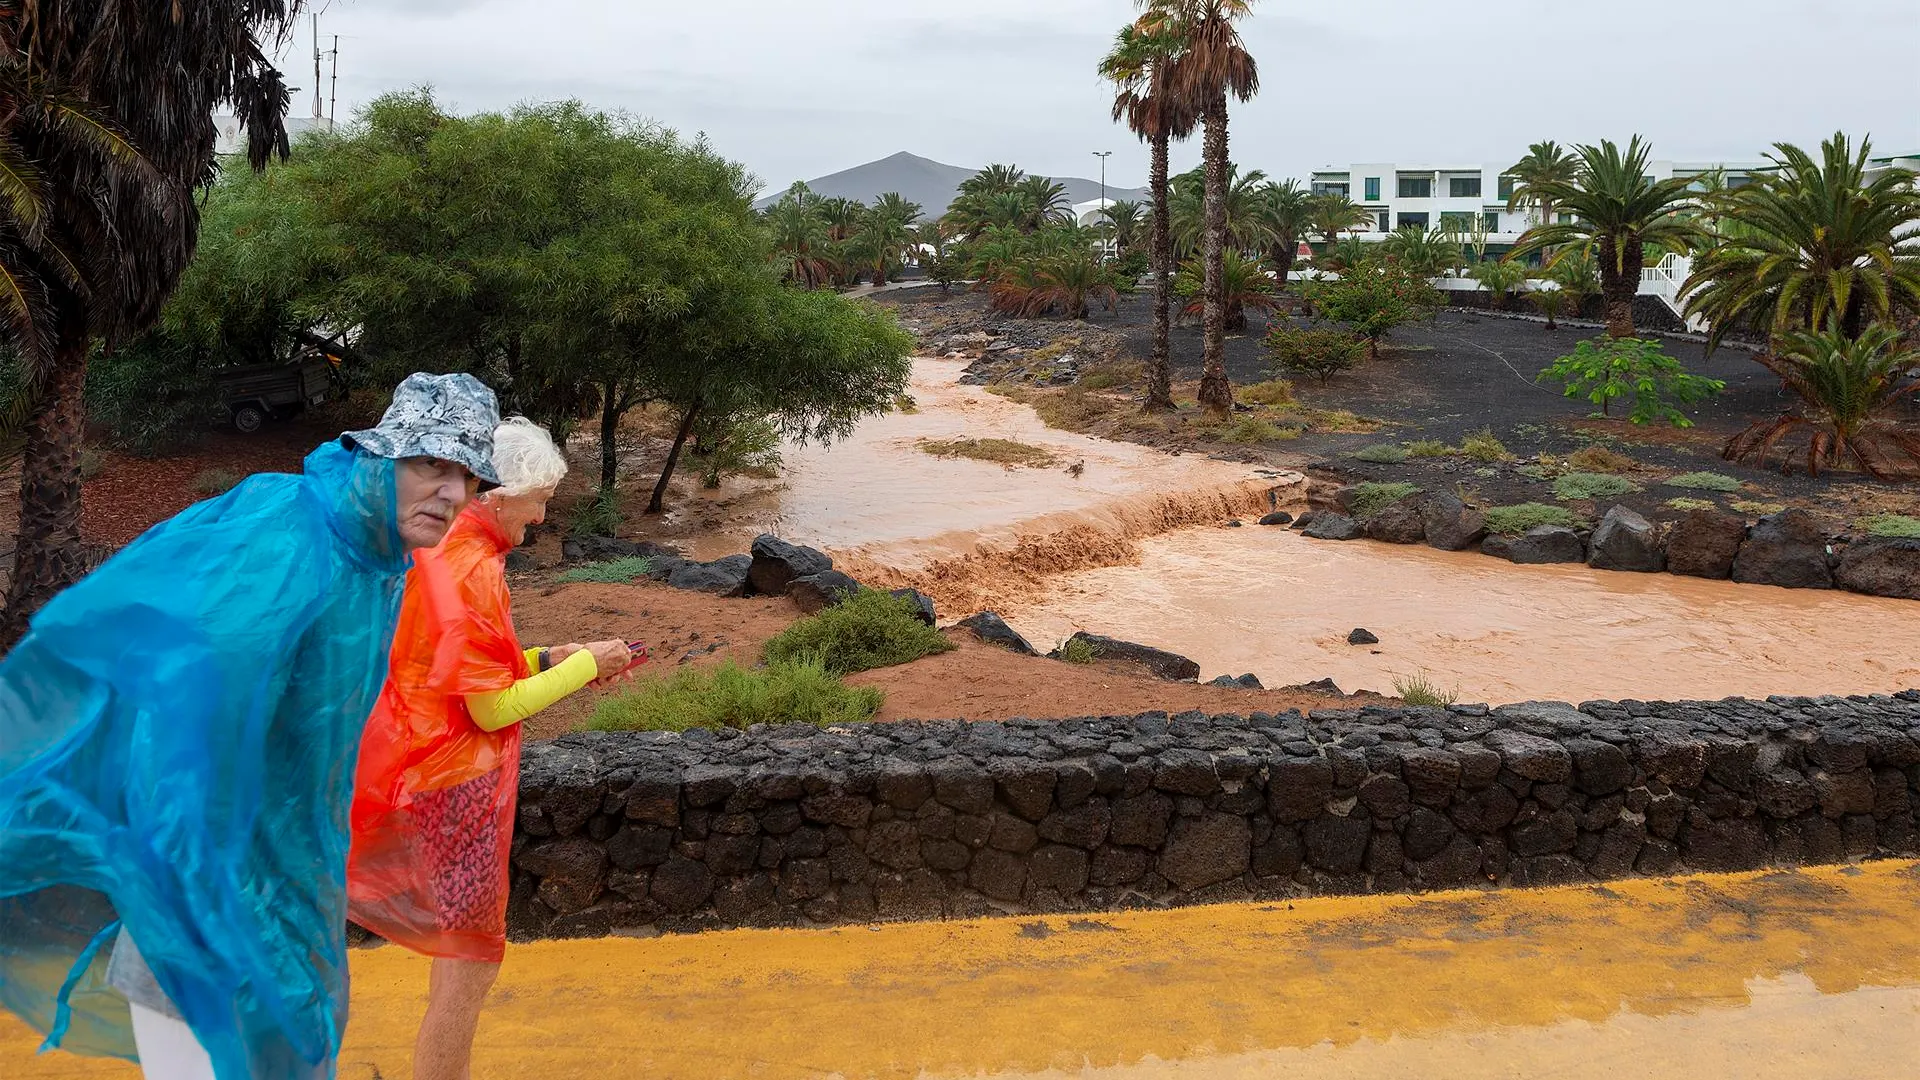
6 861 1918 1079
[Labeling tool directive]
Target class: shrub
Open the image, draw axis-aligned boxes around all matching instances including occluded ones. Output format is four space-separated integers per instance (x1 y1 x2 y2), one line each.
585 657 883 732
1664 471 1743 492
1018 385 1118 432
567 488 622 538
691 414 783 488
78 447 106 481
1347 481 1421 518
1665 497 1718 512
919 437 1058 468
1731 499 1787 515
1484 502 1581 535
1458 428 1511 463
86 337 225 455
1264 324 1365 383
1349 443 1410 464
1516 455 1568 481
557 556 655 584
1393 671 1459 707
1238 379 1296 406
1859 514 1920 538
1218 417 1296 444
192 468 242 496
1552 472 1641 501
1303 408 1380 433
1539 337 1725 427
1299 262 1442 360
1078 361 1144 391
1057 637 1098 665
761 588 955 675
1405 439 1451 458
1567 445 1636 473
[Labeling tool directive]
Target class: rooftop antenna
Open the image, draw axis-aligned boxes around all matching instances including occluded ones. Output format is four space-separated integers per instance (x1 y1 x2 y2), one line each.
328 34 339 126
311 14 322 121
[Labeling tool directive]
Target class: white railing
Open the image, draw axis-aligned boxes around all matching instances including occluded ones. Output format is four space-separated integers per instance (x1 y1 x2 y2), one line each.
1638 253 1707 331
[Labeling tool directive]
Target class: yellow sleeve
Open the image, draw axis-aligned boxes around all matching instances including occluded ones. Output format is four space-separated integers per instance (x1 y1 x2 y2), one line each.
465 648 598 733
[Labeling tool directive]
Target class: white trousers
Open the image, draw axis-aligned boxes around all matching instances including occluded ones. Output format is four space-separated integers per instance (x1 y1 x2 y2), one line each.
129 1003 216 1080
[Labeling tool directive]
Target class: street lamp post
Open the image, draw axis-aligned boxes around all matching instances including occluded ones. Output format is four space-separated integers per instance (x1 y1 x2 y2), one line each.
1092 150 1113 259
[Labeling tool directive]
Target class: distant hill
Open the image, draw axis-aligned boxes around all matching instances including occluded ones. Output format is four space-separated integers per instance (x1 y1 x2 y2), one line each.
755 151 1148 218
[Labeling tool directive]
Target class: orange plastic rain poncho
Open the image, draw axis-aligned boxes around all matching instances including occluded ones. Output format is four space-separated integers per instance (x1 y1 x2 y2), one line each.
347 503 529 962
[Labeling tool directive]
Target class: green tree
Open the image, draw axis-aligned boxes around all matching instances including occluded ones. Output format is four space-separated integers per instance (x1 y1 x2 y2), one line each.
1505 140 1581 235
1173 249 1276 330
1308 192 1374 253
0 0 300 640
765 183 835 289
1100 199 1146 256
1301 261 1440 360
1724 325 1920 477
1510 137 1708 338
1528 284 1569 330
853 192 923 286
1381 225 1461 279
1101 18 1198 413
1546 245 1600 318
1256 178 1312 286
1682 133 1920 352
1539 336 1724 426
1147 0 1260 415
1469 258 1531 311
1166 163 1269 258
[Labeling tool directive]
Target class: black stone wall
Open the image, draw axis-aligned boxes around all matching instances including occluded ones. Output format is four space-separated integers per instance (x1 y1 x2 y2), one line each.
508 695 1920 939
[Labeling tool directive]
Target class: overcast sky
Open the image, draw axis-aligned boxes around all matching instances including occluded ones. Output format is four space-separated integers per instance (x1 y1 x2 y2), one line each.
309 0 1919 196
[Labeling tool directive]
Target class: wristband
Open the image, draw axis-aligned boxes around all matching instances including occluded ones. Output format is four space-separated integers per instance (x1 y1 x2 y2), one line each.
537 648 552 672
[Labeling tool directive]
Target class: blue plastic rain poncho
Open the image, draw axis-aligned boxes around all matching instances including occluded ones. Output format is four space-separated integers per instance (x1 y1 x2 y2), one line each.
0 441 413 1079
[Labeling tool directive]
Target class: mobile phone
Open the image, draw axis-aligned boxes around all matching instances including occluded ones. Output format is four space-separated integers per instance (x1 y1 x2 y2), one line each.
623 640 650 671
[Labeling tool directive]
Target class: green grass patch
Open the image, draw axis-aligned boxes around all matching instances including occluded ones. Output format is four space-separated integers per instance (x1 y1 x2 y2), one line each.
1218 417 1298 444
192 468 242 496
1057 637 1098 664
567 488 622 537
585 657 882 732
1458 428 1512 463
1731 499 1786 515
1859 514 1920 538
919 437 1058 468
1079 361 1144 391
1349 443 1410 464
762 588 955 676
1663 471 1743 492
1348 481 1422 519
1552 472 1642 501
1484 502 1581 535
1301 408 1381 433
1238 379 1296 406
1566 446 1636 473
1393 671 1459 708
1405 439 1452 458
1665 497 1718 512
557 556 655 584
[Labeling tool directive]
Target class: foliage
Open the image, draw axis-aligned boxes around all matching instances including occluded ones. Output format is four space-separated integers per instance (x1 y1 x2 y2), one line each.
586 657 884 732
192 469 243 497
1469 259 1531 310
1307 193 1374 250
1347 481 1421 518
1257 178 1313 283
1300 262 1442 359
557 557 656 584
1546 246 1600 311
1552 472 1642 500
1217 417 1295 444
1664 471 1743 492
1058 637 1099 665
1504 141 1582 230
1079 361 1145 391
77 446 104 481
1539 337 1724 426
1166 164 1272 258
1381 226 1461 279
1483 503 1581 535
945 164 1072 237
1393 671 1459 708
1730 500 1786 515
84 337 227 454
1527 285 1569 328
761 588 955 675
1264 324 1365 382
1566 445 1637 473
567 488 623 538
1173 248 1278 330
1238 378 1295 405
689 414 783 488
990 242 1126 319
1405 439 1451 458
1101 199 1146 255
1349 443 1411 464
1458 428 1512 462
1724 324 1920 477
1682 133 1920 351
1665 497 1718 512
918 437 1059 468
1859 514 1920 538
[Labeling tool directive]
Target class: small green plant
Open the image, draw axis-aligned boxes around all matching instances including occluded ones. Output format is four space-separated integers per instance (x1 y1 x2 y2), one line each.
919 437 1058 468
691 414 783 488
1264 324 1366 383
1238 379 1296 406
1539 336 1725 427
1393 671 1459 707
192 468 242 496
1566 445 1636 473
567 488 622 537
557 556 655 584
1484 502 1581 535
1731 499 1787 515
1057 637 1099 664
1458 428 1511 463
1664 471 1743 492
1552 472 1642 501
1218 417 1297 444
894 393 920 414
585 657 883 732
1079 361 1145 391
761 588 955 676
1347 480 1421 518
78 446 106 481
1859 514 1920 538
1405 439 1452 458
1665 497 1718 512
1349 443 1410 464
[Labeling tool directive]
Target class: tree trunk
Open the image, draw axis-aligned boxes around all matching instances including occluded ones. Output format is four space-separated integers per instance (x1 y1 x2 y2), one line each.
599 382 624 492
1196 93 1234 416
1599 234 1641 338
647 397 701 514
0 319 91 649
1272 243 1295 288
1145 127 1175 413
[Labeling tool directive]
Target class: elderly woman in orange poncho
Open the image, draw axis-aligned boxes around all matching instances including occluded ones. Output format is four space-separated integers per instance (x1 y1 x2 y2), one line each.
347 417 636 1080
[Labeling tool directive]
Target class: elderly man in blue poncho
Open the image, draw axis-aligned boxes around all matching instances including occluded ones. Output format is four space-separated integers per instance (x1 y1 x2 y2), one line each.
0 373 503 1080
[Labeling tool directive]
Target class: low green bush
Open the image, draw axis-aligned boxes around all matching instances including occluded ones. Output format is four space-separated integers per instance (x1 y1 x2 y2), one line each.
1393 671 1459 707
1458 428 1511 463
1349 443 1410 464
1265 324 1366 383
1218 417 1297 444
1665 497 1718 512
1405 439 1451 458
1664 471 1743 492
1057 637 1098 664
557 556 655 584
761 588 954 675
1859 514 1920 538
1347 480 1421 518
585 657 883 732
1484 502 1581 535
567 488 622 538
1238 379 1296 406
1552 471 1642 501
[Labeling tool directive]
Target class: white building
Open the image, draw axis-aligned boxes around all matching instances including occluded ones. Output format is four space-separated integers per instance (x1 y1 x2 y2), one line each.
212 114 334 156
1308 158 1770 248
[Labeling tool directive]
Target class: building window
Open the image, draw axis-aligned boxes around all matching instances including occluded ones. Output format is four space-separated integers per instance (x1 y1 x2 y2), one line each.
1440 211 1474 231
1397 176 1432 198
1364 176 1380 201
1483 211 1500 233
1376 210 1390 232
1558 212 1573 224
1397 211 1429 229
1497 175 1515 199
1449 176 1482 198
1313 181 1350 198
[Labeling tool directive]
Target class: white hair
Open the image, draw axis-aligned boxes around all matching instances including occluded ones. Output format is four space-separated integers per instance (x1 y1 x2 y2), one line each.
488 416 568 497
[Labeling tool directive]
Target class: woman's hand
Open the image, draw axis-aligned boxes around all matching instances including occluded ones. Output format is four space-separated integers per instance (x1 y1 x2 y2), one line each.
582 640 634 681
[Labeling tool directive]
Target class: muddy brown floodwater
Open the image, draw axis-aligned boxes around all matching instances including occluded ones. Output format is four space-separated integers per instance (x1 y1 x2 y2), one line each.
673 358 1920 706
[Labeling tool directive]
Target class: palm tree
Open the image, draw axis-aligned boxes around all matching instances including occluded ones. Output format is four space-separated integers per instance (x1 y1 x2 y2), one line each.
1683 133 1920 353
960 163 1026 198
1101 199 1145 256
1547 244 1600 318
1528 284 1569 330
1148 0 1259 416
0 2 300 643
1167 163 1269 258
1174 249 1277 330
1307 192 1374 253
1381 225 1460 279
1505 140 1581 233
1024 248 1125 320
1509 136 1707 338
1469 258 1531 311
766 198 834 288
1724 325 1920 477
1320 235 1376 274
1015 175 1073 229
1101 17 1198 413
1256 178 1312 286
859 192 922 285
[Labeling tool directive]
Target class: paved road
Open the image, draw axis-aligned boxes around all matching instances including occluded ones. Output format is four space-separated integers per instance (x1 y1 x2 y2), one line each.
7 861 1917 1079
